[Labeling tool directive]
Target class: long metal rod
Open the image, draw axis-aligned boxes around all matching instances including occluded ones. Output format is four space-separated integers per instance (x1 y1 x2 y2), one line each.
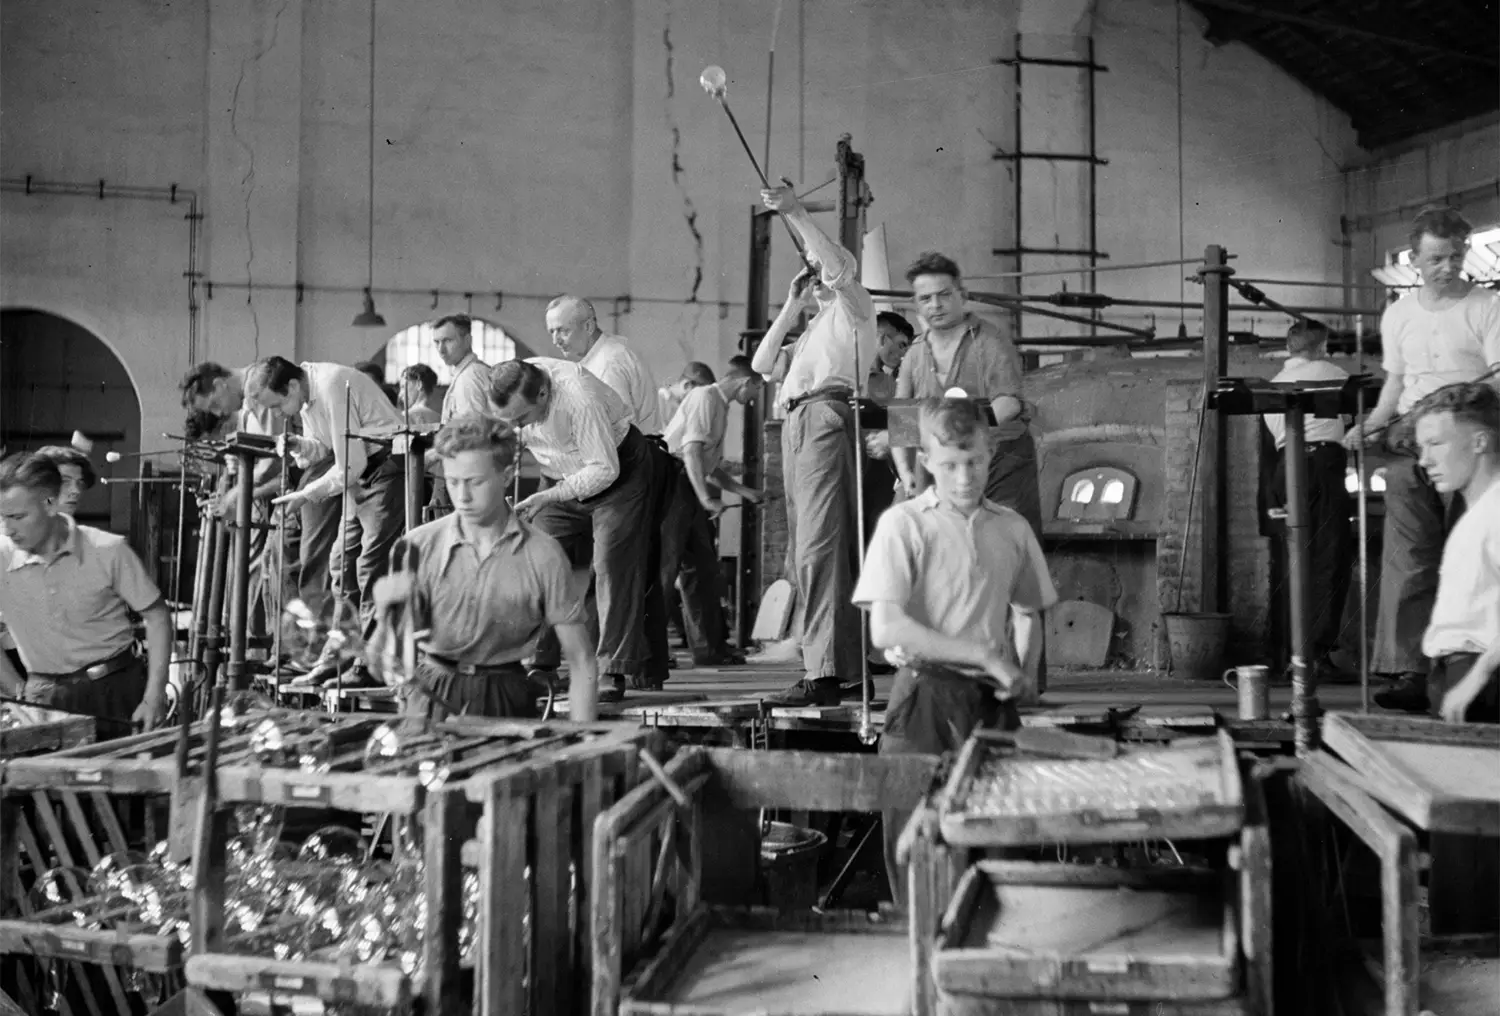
1283 404 1318 755
365 0 378 292
1354 316 1370 711
1087 36 1099 340
713 94 807 261
226 450 256 691
966 256 1206 281
336 382 354 699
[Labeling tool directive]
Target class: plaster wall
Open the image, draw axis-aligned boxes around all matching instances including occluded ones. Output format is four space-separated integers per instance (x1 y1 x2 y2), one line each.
4 0 1359 455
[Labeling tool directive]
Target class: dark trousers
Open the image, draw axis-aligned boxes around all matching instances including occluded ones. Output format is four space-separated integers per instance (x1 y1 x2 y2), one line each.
985 430 1044 538
783 398 862 681
1430 653 1498 725
400 659 538 720
531 427 662 679
878 664 1021 906
23 656 146 738
660 466 731 663
1375 458 1465 675
328 457 406 642
298 458 339 609
1270 443 1354 658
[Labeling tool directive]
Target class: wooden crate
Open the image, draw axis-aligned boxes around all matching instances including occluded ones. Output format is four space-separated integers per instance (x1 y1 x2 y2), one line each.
933 861 1239 1002
2 710 657 1015
938 997 1254 1015
0 705 95 759
935 730 1244 848
1320 712 1500 836
904 759 1273 1016
589 747 941 1016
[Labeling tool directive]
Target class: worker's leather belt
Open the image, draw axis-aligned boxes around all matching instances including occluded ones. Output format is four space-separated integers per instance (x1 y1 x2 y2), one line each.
418 650 527 679
32 647 140 683
784 386 853 413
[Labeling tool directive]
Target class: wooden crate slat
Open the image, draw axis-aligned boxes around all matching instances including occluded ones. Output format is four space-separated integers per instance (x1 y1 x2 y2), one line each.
58 793 105 871
479 780 530 1016
87 793 131 860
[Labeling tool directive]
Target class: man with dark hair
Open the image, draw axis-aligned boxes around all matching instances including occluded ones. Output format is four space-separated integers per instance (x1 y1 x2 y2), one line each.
870 311 916 402
427 314 493 514
1262 321 1354 682
1407 384 1500 723
1344 206 1500 711
856 398 1056 903
33 445 97 517
748 184 878 706
488 357 664 701
662 356 765 664
370 415 597 721
247 355 406 687
355 361 400 406
546 295 664 435
0 453 173 733
398 364 442 426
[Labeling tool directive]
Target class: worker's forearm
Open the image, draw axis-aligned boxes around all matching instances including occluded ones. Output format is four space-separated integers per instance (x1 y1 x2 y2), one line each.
0 651 25 697
990 395 1023 424
683 447 717 505
784 206 844 275
1012 608 1042 672
870 603 991 669
709 467 751 498
1365 375 1403 428
894 447 920 488
754 303 801 376
141 605 173 703
556 622 598 722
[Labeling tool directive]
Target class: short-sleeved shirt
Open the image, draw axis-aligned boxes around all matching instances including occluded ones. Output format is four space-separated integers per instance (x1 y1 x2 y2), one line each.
1381 287 1500 414
1262 356 1350 449
399 511 586 665
442 353 494 424
518 358 634 501
580 334 664 435
0 517 162 673
1422 478 1500 659
897 314 1029 439
779 244 879 406
664 384 730 472
853 488 1057 671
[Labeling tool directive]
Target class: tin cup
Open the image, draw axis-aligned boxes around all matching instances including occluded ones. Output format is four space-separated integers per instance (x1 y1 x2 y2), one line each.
1223 665 1270 720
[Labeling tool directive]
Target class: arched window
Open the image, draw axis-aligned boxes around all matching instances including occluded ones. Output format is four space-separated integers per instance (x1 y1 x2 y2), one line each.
384 319 519 385
1069 479 1096 504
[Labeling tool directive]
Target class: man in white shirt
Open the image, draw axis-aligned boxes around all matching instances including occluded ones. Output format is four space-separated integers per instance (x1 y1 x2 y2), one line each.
545 295 664 435
398 364 443 427
659 362 716 429
1409 383 1500 723
247 357 406 686
427 314 493 514
488 357 666 701
1344 207 1500 711
1262 321 1355 682
749 184 878 706
662 356 765 665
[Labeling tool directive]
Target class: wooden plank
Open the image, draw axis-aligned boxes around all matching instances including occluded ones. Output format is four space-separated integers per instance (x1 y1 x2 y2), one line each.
1240 764 1274 1016
421 789 467 1015
531 765 568 1016
575 753 605 1016
89 792 131 859
702 749 939 813
184 954 409 1008
590 793 627 1016
480 781 529 1016
58 792 105 870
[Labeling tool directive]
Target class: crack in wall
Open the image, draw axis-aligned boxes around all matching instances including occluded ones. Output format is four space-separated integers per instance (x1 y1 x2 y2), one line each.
662 13 705 305
228 0 292 358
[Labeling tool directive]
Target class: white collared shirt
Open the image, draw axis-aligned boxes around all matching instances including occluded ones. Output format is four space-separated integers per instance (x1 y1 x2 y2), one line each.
580 333 664 434
1423 478 1500 659
664 383 730 472
520 358 633 501
442 352 493 423
780 243 879 406
1262 356 1350 449
298 362 405 501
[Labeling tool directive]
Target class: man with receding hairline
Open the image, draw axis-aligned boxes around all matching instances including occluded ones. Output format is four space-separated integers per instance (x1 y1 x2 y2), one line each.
1344 206 1500 711
546 295 664 435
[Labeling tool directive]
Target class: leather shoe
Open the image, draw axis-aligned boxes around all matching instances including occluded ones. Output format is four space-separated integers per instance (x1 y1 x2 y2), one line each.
598 675 627 703
767 679 842 708
1374 674 1429 714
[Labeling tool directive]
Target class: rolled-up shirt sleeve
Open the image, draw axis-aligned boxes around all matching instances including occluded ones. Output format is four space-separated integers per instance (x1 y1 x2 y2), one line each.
551 400 620 501
110 543 164 612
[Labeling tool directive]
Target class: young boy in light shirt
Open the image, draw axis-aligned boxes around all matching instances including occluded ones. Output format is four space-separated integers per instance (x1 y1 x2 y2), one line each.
1409 383 1500 724
853 397 1057 902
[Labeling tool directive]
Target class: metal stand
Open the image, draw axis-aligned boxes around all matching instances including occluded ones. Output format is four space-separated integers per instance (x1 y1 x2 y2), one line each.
1209 374 1381 755
403 433 430 534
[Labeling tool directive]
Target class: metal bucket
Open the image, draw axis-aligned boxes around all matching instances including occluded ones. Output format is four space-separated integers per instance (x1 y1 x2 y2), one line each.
759 821 827 911
1163 612 1232 680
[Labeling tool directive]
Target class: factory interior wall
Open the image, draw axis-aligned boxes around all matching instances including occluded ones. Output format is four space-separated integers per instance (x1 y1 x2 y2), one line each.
1343 114 1500 289
4 0 1359 458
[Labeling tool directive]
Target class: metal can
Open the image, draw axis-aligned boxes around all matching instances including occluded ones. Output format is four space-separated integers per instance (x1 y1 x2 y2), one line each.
1223 665 1271 720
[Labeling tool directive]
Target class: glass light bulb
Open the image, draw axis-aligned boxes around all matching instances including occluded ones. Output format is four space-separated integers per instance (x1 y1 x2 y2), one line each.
700 65 727 95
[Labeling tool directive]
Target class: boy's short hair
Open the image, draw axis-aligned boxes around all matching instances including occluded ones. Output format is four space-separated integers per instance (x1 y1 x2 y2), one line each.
918 398 990 449
1409 205 1471 253
1410 382 1500 442
434 414 518 472
905 251 963 286
179 361 232 408
724 356 757 379
0 452 63 498
877 311 916 341
34 446 97 489
401 363 439 394
681 361 716 387
1285 320 1330 357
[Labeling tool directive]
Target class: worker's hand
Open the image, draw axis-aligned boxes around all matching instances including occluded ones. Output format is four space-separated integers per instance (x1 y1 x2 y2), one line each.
1439 668 1490 723
372 573 415 613
761 182 802 216
132 692 165 732
981 653 1024 697
277 433 314 461
1341 421 1381 450
864 431 891 460
701 496 725 518
739 487 765 505
212 488 241 518
898 475 923 501
513 493 548 521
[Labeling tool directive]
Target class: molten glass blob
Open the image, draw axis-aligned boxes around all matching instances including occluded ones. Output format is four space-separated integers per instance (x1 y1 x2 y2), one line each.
700 64 727 95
